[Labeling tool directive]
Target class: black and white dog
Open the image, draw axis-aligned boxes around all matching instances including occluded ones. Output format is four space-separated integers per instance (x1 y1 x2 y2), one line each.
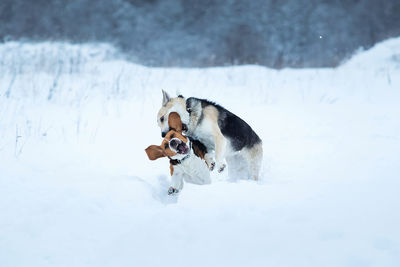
157 90 263 180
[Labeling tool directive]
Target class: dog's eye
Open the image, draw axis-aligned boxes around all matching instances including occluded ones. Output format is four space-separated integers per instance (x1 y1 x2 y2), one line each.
164 143 169 149
186 108 192 114
160 116 164 123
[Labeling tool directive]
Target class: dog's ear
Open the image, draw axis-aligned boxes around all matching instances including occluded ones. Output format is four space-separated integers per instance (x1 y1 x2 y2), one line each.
162 90 170 106
168 112 183 132
145 145 165 160
176 89 184 98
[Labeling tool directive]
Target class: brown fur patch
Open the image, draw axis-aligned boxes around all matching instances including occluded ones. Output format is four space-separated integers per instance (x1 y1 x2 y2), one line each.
168 112 182 132
145 145 165 160
203 106 219 124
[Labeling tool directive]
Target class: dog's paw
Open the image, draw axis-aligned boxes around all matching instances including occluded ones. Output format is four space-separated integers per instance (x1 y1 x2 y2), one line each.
168 187 179 195
217 163 226 173
209 161 216 171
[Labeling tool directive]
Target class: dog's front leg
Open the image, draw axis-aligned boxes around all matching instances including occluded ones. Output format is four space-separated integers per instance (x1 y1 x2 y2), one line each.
213 128 227 173
204 152 216 171
169 171 184 195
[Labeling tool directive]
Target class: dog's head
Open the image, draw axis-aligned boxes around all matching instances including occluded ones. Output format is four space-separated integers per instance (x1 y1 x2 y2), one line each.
157 90 189 137
146 112 191 161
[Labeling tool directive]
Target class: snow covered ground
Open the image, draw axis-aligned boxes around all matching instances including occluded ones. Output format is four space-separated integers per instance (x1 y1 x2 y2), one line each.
1 39 400 267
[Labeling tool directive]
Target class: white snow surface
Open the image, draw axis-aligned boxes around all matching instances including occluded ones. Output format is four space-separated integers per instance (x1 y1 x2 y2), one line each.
1 39 400 267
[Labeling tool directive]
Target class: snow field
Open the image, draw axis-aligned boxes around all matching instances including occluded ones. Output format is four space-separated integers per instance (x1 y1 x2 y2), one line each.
1 39 400 266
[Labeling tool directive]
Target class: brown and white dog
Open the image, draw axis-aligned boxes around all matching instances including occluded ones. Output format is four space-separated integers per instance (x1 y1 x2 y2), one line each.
145 112 211 194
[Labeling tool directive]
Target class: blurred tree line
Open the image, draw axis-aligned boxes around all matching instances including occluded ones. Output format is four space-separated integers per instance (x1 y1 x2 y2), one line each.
0 0 399 68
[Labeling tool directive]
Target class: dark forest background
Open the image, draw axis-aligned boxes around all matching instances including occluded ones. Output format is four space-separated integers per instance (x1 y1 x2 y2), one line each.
1 0 399 68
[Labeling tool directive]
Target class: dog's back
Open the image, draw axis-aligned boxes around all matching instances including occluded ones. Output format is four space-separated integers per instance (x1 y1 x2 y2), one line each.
186 97 262 151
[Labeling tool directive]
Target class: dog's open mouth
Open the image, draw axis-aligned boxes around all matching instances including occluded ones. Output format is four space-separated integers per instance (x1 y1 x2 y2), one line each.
169 138 190 155
176 143 189 154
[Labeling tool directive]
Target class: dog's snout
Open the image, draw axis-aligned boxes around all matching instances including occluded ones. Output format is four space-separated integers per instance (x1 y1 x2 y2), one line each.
161 132 167 137
169 138 182 150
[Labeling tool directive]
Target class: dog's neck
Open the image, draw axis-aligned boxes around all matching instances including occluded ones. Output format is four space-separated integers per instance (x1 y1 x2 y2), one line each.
187 109 202 136
169 154 190 165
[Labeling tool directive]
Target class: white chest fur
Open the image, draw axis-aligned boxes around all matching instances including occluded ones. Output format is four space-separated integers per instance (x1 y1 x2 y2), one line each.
173 154 211 185
190 121 216 150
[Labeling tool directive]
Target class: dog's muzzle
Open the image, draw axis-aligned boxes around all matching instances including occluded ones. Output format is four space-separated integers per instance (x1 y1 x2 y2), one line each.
161 131 167 138
169 138 189 155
